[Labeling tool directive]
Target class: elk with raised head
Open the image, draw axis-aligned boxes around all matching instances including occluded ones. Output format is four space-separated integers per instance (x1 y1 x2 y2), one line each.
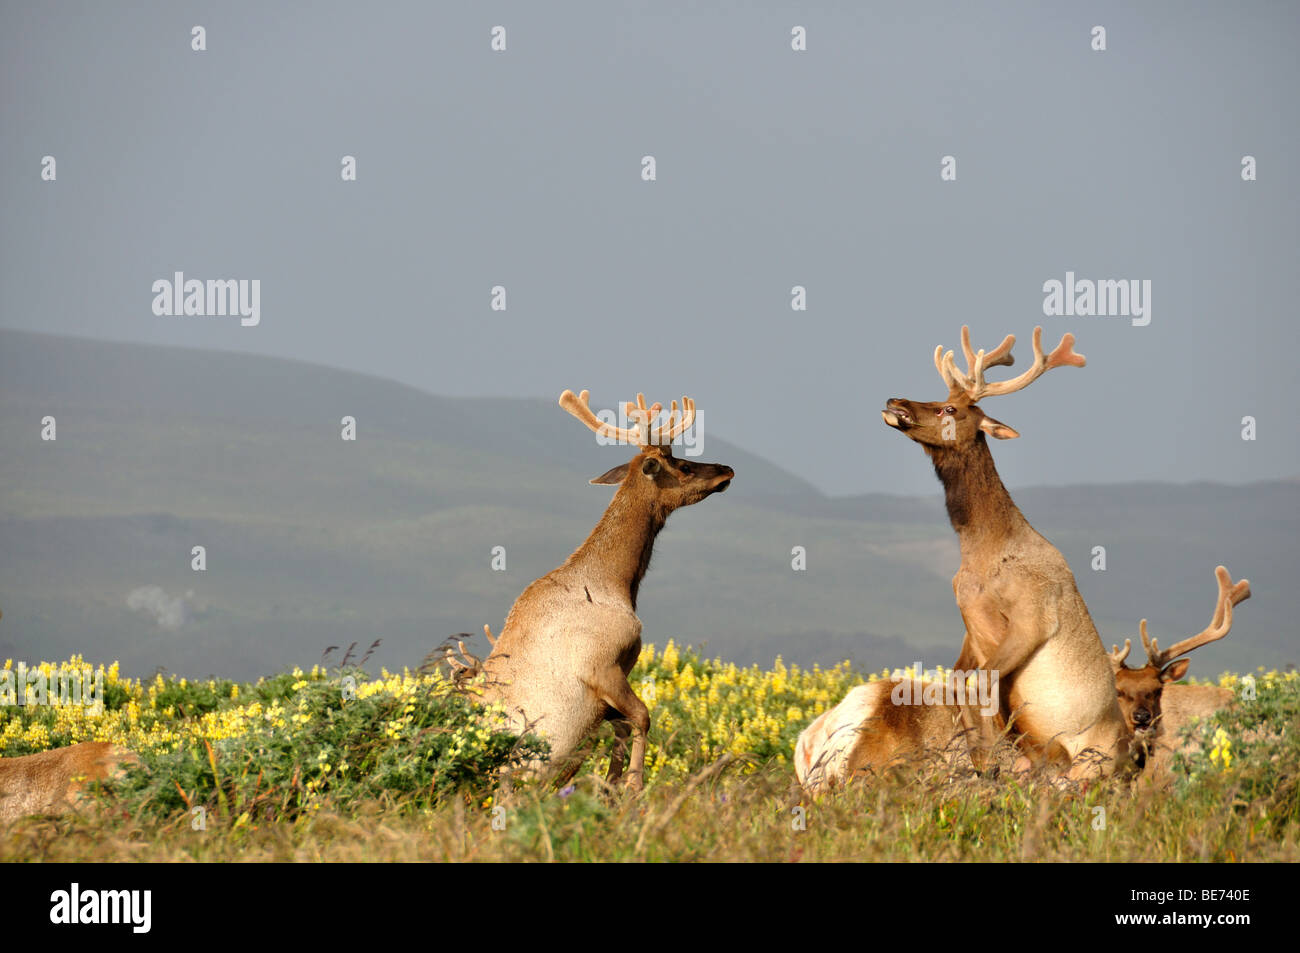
881 325 1136 779
1110 565 1248 770
450 390 733 792
0 742 140 824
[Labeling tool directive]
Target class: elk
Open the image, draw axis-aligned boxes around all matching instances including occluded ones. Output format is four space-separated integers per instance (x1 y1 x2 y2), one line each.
0 742 140 824
1110 565 1248 770
881 325 1136 779
794 678 980 795
450 390 733 792
796 569 1249 794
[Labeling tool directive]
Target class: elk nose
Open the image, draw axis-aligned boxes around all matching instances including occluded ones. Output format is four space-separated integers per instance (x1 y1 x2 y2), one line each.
882 400 913 425
1133 709 1151 727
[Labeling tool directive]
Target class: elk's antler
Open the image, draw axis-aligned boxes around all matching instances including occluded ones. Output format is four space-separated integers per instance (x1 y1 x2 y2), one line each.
560 389 695 447
443 639 482 678
651 396 695 445
560 389 647 444
1109 638 1133 672
622 393 663 445
935 326 1016 398
1140 565 1251 669
935 326 1083 402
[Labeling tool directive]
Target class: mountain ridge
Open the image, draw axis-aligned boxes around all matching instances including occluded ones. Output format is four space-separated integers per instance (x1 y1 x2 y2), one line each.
1 328 1294 680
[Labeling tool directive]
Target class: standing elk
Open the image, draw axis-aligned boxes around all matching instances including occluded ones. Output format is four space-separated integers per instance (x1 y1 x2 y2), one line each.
0 742 139 825
1110 565 1248 772
881 325 1136 779
449 390 733 792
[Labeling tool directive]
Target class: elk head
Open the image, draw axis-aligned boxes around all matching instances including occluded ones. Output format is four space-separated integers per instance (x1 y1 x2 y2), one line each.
558 389 733 510
881 325 1086 449
1110 565 1250 738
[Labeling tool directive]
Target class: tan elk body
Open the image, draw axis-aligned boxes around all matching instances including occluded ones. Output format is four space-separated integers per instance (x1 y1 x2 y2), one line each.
881 326 1134 778
450 391 733 791
794 679 976 794
0 742 139 824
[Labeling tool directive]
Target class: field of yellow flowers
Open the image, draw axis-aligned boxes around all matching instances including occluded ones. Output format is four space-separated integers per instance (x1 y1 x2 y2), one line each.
0 643 873 778
1 647 1297 862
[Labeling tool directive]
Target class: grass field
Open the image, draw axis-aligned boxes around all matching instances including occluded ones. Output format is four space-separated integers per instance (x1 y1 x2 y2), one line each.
1 647 1296 862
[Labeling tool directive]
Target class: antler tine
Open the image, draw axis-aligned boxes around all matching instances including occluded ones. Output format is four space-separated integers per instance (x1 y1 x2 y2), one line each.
970 327 1085 400
651 396 696 445
559 389 643 445
444 640 480 673
961 326 1017 373
1137 619 1161 666
1150 566 1251 667
483 623 497 648
934 345 962 395
663 399 679 434
627 393 663 419
1109 638 1132 671
936 327 1016 400
622 394 662 445
960 325 978 373
941 349 972 395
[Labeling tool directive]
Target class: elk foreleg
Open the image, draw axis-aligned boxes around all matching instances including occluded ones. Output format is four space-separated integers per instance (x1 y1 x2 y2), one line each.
982 625 1044 682
605 711 632 785
956 700 1002 774
955 593 1059 769
952 629 981 672
963 586 1060 685
592 672 650 793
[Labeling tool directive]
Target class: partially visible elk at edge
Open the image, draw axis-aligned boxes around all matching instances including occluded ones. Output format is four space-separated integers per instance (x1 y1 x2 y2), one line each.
1110 565 1249 775
0 742 139 825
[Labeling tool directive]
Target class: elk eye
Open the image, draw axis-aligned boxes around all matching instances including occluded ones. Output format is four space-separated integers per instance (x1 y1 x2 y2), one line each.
678 463 692 475
943 406 956 415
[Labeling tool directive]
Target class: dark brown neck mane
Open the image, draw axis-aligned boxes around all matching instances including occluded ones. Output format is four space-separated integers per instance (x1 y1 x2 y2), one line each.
925 433 1029 549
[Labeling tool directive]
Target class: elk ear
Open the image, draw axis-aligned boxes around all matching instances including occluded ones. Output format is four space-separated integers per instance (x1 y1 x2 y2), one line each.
1161 658 1191 683
639 456 662 478
978 415 1020 440
589 462 630 485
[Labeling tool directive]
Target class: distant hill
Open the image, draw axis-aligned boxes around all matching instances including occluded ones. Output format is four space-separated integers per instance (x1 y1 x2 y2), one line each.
0 329 1294 681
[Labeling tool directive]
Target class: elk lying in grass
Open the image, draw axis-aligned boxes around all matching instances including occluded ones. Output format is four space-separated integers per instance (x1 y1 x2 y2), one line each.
1110 565 1248 772
794 679 980 794
449 390 733 792
0 742 139 824
882 326 1136 779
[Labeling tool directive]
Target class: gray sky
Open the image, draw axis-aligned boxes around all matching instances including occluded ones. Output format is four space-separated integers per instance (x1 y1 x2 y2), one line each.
3 0 1297 495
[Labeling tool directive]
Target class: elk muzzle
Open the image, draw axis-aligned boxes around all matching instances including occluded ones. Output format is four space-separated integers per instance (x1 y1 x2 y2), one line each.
708 466 734 494
881 399 914 429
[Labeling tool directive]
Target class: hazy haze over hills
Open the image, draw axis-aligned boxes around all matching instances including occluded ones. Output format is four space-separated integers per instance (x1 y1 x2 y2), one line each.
1 330 1293 682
